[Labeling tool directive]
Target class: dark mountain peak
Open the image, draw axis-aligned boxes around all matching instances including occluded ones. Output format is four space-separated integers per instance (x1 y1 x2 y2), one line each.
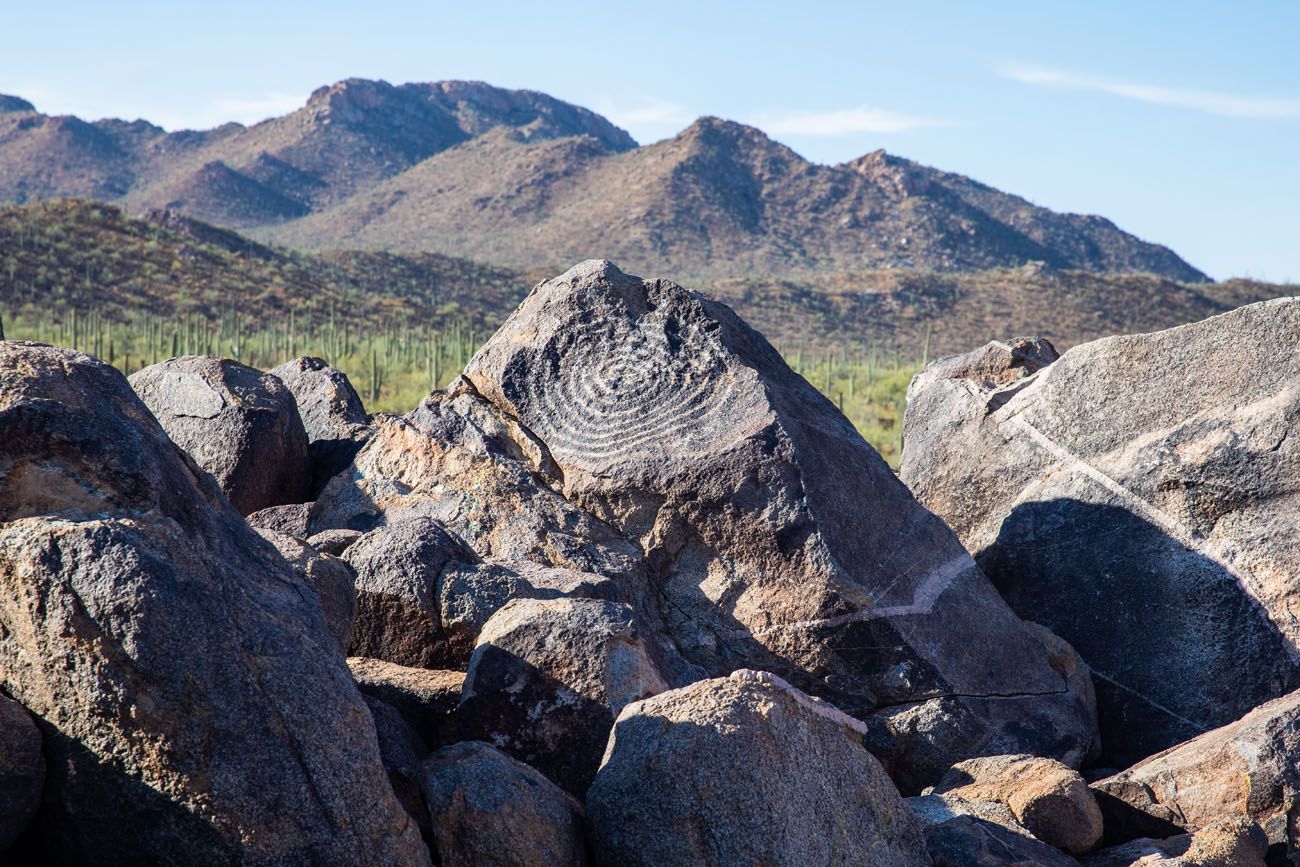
0 95 35 114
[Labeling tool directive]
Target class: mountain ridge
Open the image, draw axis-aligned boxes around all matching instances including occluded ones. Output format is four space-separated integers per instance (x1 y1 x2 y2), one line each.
0 80 1207 281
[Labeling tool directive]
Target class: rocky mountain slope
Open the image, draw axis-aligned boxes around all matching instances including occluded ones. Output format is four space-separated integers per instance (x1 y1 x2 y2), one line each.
0 201 1275 361
0 81 1206 280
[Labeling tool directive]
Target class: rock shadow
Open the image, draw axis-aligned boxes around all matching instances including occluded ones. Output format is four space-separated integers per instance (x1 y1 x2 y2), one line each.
978 497 1300 768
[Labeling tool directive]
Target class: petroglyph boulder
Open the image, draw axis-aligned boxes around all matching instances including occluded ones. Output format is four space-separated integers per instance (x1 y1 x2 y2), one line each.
464 260 1095 787
902 300 1300 767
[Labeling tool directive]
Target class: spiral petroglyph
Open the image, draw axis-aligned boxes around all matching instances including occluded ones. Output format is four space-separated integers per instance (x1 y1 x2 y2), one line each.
512 319 739 467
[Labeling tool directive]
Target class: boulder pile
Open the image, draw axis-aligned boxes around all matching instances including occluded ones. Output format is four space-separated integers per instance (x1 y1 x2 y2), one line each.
0 262 1293 864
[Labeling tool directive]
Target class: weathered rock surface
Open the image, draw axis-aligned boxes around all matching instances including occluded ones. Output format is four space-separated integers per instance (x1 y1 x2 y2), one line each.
923 815 1080 866
269 356 371 496
586 669 929 866
362 694 432 845
254 528 357 652
1091 688 1300 849
0 695 43 849
1082 819 1268 866
463 260 1095 787
310 379 643 583
901 303 1300 767
420 741 589 867
342 517 476 668
1026 620 1101 762
245 502 311 537
932 753 1103 853
453 597 669 795
307 527 362 555
909 792 1034 839
0 342 427 864
437 559 621 660
348 657 463 739
129 355 311 514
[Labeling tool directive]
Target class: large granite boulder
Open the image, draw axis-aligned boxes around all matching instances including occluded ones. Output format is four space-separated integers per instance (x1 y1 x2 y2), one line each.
586 670 929 866
463 260 1095 787
0 342 427 864
932 753 1103 853
0 695 43 850
901 303 1300 767
453 597 670 794
128 356 311 514
419 741 589 867
269 357 371 496
254 528 358 653
1091 688 1300 850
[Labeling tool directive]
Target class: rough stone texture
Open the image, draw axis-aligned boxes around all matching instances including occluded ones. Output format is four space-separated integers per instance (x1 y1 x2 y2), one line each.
908 792 1036 839
307 527 362 556
0 695 43 850
309 380 643 583
341 517 476 668
463 260 1095 787
1091 688 1300 849
129 355 311 515
453 597 669 795
362 695 432 846
269 356 371 496
420 741 588 867
586 670 929 866
0 342 427 864
923 815 1080 866
245 502 312 537
1026 620 1101 762
901 302 1300 767
932 753 1103 853
1081 819 1269 866
437 559 621 661
348 657 463 740
254 528 357 653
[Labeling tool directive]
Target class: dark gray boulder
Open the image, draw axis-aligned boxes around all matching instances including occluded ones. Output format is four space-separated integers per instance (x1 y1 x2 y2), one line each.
463 260 1096 788
923 815 1080 866
586 670 929 866
901 301 1300 767
245 502 311 537
0 695 43 850
0 342 427 865
341 517 475 669
254 528 357 653
269 357 371 496
348 657 463 741
128 355 311 515
452 597 670 795
419 741 588 867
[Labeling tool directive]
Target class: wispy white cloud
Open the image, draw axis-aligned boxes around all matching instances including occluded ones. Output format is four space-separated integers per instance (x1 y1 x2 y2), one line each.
599 97 692 129
756 106 953 136
1001 64 1300 119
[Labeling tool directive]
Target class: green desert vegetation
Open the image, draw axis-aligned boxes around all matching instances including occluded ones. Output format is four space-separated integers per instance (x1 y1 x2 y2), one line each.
0 305 922 464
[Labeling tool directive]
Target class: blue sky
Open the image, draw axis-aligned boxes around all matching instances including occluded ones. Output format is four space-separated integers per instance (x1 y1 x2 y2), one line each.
4 1 1297 280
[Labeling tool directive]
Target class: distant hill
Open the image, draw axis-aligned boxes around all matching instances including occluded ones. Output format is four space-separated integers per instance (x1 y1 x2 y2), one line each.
1 201 1280 361
0 80 1206 281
